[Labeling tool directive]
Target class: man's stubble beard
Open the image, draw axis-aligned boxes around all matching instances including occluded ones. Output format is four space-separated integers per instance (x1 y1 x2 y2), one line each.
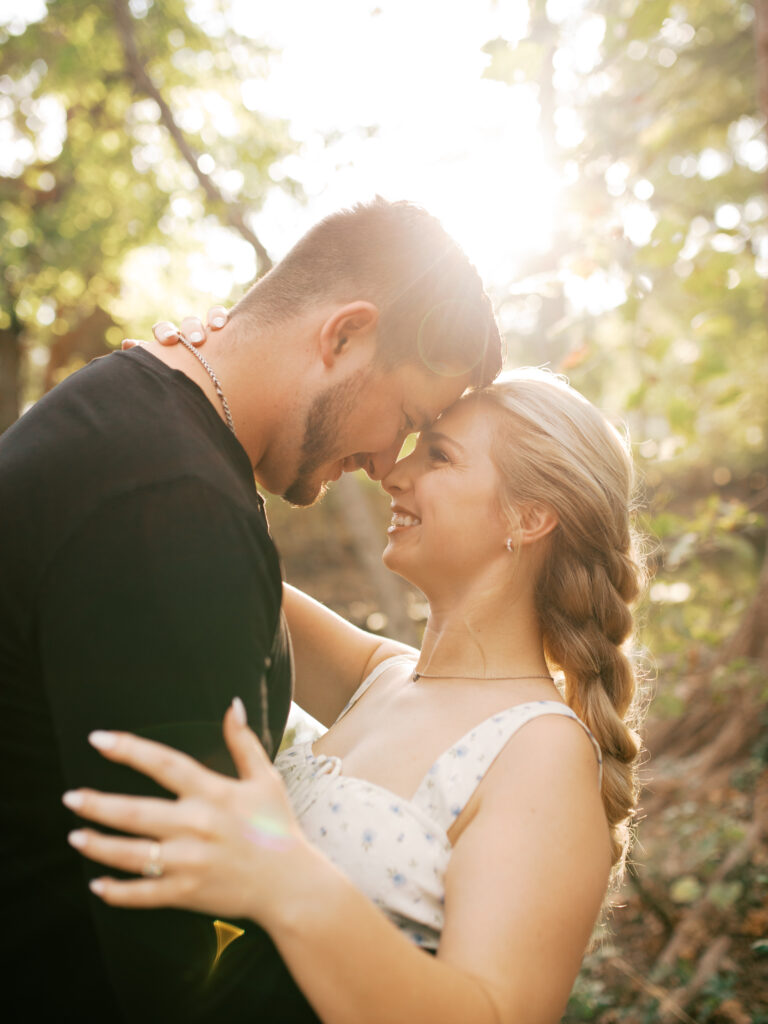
282 368 372 507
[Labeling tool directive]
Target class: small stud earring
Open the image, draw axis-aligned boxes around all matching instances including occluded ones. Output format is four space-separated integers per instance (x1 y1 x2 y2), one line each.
505 538 514 552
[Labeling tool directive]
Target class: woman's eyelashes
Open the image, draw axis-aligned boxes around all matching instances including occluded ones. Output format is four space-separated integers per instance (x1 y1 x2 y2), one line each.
427 444 450 464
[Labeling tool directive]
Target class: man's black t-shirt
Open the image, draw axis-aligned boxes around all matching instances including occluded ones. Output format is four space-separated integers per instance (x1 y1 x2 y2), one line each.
0 348 317 1021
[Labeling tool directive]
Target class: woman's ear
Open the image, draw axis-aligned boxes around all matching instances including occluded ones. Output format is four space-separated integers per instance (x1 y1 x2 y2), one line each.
318 301 380 366
518 503 558 546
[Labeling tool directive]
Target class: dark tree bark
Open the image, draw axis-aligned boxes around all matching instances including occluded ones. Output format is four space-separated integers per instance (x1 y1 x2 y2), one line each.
0 325 22 435
43 307 115 394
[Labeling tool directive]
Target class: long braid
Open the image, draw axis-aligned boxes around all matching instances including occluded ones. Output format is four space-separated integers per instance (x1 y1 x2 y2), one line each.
537 531 644 875
480 369 647 880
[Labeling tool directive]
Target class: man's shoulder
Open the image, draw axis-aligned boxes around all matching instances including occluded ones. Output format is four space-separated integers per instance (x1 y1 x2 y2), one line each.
0 350 272 576
0 351 160 467
0 350 248 498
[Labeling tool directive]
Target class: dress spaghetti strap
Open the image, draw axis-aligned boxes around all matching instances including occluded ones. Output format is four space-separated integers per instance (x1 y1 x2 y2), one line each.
333 653 418 724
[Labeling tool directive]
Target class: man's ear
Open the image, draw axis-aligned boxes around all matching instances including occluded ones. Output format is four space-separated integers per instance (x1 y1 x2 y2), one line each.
318 301 379 367
518 503 558 546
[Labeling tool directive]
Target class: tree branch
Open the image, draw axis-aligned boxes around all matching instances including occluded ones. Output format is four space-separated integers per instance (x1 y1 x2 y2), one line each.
609 956 698 1024
657 936 732 1024
626 860 677 939
111 0 272 275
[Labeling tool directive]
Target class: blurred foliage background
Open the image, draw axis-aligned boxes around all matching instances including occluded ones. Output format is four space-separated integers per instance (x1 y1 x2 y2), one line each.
1 1 766 1021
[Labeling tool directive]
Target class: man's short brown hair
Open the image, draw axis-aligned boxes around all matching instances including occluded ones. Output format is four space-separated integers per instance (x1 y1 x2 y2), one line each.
231 197 502 387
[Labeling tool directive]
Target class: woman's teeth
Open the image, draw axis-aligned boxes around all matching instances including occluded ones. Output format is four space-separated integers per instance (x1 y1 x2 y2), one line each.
388 512 421 533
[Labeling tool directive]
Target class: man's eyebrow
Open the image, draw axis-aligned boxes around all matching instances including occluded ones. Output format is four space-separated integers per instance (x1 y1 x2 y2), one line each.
420 429 466 453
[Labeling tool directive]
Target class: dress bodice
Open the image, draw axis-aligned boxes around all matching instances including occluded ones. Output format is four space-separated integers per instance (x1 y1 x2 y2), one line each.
275 656 602 951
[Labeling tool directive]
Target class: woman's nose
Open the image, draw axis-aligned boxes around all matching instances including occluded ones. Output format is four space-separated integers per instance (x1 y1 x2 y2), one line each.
381 449 416 495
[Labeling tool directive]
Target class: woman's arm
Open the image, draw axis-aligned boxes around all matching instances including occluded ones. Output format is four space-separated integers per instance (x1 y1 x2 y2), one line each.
282 583 417 726
65 707 611 1024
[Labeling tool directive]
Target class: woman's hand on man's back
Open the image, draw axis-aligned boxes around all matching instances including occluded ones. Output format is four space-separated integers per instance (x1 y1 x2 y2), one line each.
121 306 229 350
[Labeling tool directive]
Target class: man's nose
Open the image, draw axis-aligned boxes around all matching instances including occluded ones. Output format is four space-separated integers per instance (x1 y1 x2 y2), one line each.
364 436 404 481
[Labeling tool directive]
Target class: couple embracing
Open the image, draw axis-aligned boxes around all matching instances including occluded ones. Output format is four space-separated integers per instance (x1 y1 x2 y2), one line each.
0 198 644 1023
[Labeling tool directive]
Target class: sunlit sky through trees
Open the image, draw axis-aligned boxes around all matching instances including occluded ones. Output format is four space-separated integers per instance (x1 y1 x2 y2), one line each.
1 0 622 308
2 0 766 492
226 0 550 289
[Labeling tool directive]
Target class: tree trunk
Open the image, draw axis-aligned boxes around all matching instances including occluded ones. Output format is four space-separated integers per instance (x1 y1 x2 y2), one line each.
730 4 768 669
0 327 22 435
43 307 114 394
723 550 768 667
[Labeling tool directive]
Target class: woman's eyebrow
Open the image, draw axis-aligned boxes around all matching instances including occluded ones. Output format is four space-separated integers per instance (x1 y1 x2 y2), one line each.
420 429 466 454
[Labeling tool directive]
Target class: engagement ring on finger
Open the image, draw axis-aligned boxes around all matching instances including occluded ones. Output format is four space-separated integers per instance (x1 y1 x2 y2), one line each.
141 841 164 878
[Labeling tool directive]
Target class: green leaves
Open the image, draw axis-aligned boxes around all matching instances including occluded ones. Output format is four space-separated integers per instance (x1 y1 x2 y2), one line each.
0 0 299 428
488 0 767 667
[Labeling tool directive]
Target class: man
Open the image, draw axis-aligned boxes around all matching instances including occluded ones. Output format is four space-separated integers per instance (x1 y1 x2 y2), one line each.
0 198 500 1021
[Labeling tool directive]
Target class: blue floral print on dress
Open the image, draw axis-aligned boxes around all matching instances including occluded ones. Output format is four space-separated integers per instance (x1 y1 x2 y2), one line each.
274 668 603 956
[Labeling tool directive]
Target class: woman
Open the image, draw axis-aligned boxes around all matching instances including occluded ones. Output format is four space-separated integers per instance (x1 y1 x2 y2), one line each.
63 361 645 1024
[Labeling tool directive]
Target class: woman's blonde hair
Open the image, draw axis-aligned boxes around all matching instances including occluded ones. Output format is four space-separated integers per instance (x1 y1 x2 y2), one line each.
478 368 646 879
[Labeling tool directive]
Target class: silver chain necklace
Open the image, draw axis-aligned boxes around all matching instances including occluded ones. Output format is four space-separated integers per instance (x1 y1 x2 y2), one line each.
411 671 553 682
176 334 236 435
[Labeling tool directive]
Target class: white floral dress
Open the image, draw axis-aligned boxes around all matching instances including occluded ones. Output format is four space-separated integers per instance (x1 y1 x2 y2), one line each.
275 655 602 951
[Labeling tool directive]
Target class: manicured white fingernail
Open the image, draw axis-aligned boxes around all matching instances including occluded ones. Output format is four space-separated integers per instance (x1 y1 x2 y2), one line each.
89 879 106 895
189 331 204 344
62 790 84 810
211 316 226 328
232 696 247 726
68 830 87 849
89 730 117 751
158 328 176 341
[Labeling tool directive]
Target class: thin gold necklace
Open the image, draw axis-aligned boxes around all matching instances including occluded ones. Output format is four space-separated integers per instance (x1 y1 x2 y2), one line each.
411 670 553 682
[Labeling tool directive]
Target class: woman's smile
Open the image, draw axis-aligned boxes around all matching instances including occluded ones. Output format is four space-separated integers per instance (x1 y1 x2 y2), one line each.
387 506 422 534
